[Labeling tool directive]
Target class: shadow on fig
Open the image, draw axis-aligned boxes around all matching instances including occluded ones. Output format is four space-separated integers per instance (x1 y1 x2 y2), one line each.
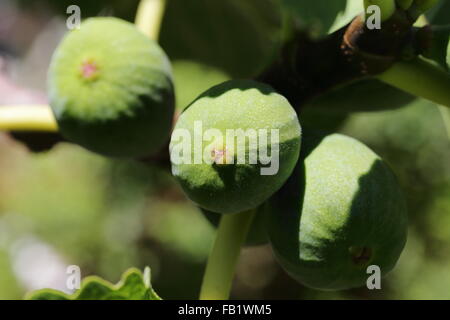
269 130 407 290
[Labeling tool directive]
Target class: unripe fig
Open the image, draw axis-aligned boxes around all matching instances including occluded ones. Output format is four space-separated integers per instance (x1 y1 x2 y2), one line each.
268 132 408 290
48 17 175 157
170 80 301 214
201 202 269 246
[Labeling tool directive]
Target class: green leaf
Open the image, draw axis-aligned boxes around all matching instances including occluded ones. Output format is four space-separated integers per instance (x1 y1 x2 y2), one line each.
172 60 230 111
329 0 364 33
160 0 282 78
25 267 162 300
282 0 347 37
426 0 450 25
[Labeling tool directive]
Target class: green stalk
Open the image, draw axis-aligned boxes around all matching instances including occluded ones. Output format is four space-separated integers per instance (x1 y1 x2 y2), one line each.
364 0 396 22
135 0 167 41
438 105 450 141
377 57 450 108
199 209 255 300
0 105 57 132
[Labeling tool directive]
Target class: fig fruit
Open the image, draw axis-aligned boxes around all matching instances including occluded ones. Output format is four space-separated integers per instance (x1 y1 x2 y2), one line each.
201 202 270 246
48 17 175 157
170 80 301 214
268 132 408 290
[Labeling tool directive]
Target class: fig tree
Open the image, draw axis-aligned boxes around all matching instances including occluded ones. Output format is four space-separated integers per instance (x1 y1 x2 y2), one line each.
48 17 175 157
170 80 301 214
268 132 408 290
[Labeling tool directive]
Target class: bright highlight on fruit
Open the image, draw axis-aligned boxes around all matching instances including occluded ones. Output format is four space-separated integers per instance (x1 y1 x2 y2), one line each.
48 17 175 157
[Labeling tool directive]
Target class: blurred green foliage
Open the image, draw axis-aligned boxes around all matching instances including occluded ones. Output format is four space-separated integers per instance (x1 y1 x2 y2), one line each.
427 0 450 25
160 0 282 78
172 60 230 111
282 0 347 37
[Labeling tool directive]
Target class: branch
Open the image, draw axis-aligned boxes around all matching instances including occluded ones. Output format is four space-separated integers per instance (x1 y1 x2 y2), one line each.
377 57 450 108
135 0 167 41
0 105 57 132
258 9 418 110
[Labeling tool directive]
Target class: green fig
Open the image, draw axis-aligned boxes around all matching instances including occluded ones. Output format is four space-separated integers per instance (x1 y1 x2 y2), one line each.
48 17 175 157
268 132 408 290
170 80 301 214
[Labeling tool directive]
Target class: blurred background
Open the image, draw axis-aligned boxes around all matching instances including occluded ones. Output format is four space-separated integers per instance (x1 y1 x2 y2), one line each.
0 0 449 299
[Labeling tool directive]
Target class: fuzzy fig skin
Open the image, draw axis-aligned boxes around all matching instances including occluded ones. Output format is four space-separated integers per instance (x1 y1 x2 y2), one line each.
170 80 301 214
48 17 175 157
268 132 408 291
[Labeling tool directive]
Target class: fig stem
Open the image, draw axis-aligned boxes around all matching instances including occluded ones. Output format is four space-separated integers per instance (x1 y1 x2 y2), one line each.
437 105 450 141
199 209 255 300
377 57 450 108
0 105 58 132
363 0 396 22
135 0 167 41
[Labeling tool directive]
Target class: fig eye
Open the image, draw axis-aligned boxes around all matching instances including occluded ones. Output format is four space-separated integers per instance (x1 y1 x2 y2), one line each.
349 246 373 266
80 59 99 80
